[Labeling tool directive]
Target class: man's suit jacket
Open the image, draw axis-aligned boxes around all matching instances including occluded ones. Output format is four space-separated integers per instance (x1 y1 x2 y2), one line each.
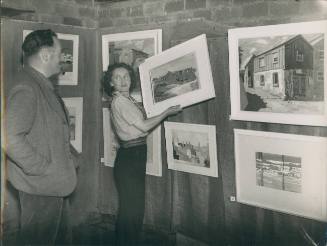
5 66 78 197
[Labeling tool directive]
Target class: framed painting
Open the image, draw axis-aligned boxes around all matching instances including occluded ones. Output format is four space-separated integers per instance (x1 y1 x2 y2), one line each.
234 129 327 221
23 30 79 85
139 34 216 118
102 108 162 176
228 20 327 126
62 97 83 153
164 122 218 177
102 29 162 102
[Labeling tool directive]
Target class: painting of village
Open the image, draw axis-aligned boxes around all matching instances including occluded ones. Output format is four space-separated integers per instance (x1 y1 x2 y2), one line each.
108 38 155 101
149 52 200 103
59 39 74 74
239 33 324 114
256 152 302 193
172 129 210 168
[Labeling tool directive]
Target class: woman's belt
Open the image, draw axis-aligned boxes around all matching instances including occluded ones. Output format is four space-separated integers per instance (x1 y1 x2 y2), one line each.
119 137 147 148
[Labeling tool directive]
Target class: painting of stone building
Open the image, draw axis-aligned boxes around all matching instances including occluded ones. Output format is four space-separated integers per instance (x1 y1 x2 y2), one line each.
108 38 154 101
150 52 199 103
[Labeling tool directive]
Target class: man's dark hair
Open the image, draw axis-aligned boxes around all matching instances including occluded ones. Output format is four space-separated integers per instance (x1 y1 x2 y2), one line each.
22 29 57 59
102 63 136 96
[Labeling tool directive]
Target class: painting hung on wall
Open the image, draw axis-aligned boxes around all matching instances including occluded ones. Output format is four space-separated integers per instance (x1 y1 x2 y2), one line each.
228 20 327 126
234 129 327 222
139 34 215 118
62 97 83 153
102 108 162 176
102 29 162 102
23 30 79 85
164 122 218 177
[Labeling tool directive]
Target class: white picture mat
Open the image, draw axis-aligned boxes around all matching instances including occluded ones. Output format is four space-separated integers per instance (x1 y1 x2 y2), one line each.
102 29 162 71
23 30 79 85
62 97 83 153
228 20 327 126
164 121 218 177
234 129 327 221
102 108 162 176
139 34 215 118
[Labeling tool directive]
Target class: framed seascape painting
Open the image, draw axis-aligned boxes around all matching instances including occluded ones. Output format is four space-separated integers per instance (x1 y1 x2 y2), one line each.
62 97 83 153
23 30 79 85
234 129 327 221
164 122 218 177
139 34 215 118
228 20 327 126
102 29 162 102
102 108 162 176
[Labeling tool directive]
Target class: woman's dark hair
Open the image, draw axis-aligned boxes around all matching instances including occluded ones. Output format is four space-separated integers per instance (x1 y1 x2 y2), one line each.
22 29 57 58
102 63 136 96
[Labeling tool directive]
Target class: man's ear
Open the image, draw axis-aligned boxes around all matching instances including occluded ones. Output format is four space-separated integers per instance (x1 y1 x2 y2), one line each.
39 48 51 63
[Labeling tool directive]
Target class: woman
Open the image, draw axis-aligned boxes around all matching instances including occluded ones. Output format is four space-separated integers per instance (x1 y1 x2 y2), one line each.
103 63 181 245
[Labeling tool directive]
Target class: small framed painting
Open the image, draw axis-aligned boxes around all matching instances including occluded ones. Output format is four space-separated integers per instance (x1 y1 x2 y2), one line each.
139 34 215 118
102 29 162 102
164 122 218 177
62 97 83 153
23 30 79 85
234 129 327 221
228 20 327 126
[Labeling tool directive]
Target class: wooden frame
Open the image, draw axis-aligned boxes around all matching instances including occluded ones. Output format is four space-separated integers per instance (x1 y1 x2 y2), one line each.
102 29 162 102
228 20 327 126
23 30 79 85
234 129 327 221
139 34 215 118
62 97 83 153
102 108 162 176
164 122 218 177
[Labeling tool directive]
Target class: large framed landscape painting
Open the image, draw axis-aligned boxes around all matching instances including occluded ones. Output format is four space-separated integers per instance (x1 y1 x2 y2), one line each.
23 30 79 85
102 29 162 102
62 97 83 153
228 20 327 126
234 129 327 221
164 122 218 177
140 34 215 118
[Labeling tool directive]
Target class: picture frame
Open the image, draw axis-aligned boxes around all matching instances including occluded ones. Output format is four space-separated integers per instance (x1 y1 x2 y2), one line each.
234 129 327 222
23 30 79 85
102 29 162 102
164 122 218 177
102 108 162 177
139 34 216 118
228 20 327 126
62 97 83 153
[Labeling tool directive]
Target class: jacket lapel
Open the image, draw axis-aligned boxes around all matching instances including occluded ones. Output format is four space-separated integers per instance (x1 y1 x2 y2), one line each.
25 67 68 123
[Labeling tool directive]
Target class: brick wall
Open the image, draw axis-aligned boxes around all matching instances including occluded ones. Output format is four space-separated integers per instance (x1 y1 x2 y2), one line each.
2 0 327 28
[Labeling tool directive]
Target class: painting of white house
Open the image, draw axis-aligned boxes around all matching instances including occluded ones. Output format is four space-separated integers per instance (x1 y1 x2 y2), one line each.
256 152 302 193
172 129 209 168
150 52 199 103
164 122 218 177
228 21 327 126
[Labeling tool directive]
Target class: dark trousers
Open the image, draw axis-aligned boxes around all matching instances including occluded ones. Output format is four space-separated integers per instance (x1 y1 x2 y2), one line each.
114 144 147 246
18 191 72 245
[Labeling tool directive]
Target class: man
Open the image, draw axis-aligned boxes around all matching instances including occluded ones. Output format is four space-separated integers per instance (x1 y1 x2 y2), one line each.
4 29 78 245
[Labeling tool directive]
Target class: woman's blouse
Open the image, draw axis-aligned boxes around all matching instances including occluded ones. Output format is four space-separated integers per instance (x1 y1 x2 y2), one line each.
110 92 147 141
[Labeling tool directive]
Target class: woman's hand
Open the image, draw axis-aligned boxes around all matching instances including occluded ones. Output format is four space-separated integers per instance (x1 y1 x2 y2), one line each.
164 105 182 117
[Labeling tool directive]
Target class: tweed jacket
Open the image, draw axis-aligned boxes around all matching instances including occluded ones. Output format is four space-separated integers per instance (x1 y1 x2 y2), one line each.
5 66 78 197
